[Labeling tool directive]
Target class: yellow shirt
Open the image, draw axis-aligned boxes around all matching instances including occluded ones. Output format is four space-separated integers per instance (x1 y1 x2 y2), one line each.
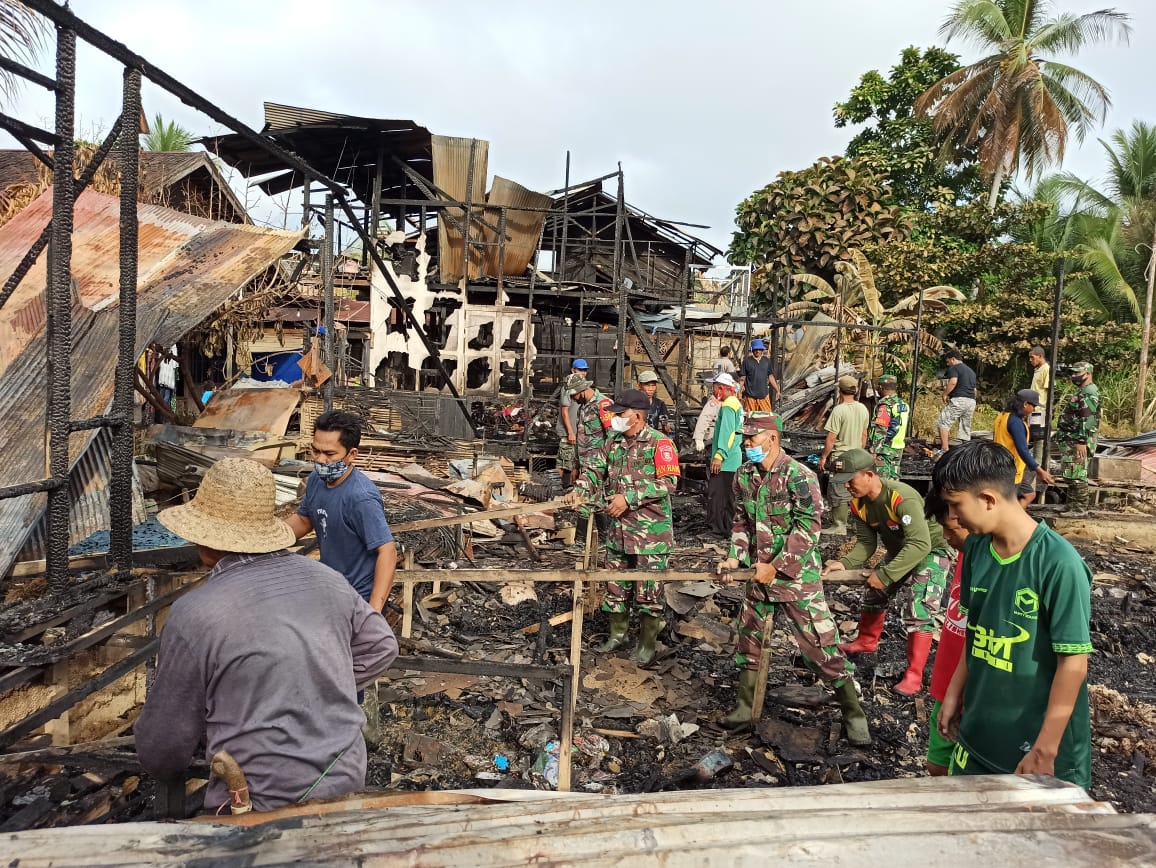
1030 362 1050 419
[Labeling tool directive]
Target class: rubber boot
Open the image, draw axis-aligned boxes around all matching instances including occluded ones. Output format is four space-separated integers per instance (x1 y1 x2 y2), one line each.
835 680 872 746
595 612 630 653
838 609 886 654
893 631 933 696
360 682 382 749
1064 481 1089 515
821 503 849 535
630 613 665 668
720 669 759 729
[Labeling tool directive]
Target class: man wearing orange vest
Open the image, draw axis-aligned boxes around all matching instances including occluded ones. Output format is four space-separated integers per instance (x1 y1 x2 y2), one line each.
993 389 1056 507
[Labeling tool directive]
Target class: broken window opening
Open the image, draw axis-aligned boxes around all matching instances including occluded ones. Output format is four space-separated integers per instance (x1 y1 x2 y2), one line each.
387 297 416 335
466 358 492 390
419 357 456 391
502 320 525 351
498 360 522 395
375 352 415 391
467 322 494 351
425 299 462 349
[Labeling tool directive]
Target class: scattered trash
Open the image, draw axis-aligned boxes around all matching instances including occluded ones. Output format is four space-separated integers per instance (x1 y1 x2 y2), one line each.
689 748 733 784
519 723 557 751
493 755 510 772
532 740 561 789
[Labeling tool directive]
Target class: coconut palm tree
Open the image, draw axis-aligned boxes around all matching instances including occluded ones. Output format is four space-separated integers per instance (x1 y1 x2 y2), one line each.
0 0 48 107
141 113 196 151
915 0 1131 212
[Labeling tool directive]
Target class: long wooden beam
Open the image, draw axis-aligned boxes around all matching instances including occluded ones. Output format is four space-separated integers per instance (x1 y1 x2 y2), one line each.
394 568 869 585
390 498 571 533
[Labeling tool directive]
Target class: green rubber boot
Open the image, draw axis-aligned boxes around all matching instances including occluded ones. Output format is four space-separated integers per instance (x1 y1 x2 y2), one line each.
822 503 849 535
630 613 665 668
721 669 759 729
595 611 630 653
835 680 872 747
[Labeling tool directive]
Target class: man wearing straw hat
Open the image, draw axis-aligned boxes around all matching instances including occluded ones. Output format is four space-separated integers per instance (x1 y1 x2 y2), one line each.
136 458 399 813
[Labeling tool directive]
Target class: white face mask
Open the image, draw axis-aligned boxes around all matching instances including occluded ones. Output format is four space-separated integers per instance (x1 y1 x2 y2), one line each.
610 415 630 433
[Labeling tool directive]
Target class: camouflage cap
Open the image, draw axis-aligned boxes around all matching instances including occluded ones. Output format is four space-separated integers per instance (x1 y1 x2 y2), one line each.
565 372 592 395
740 412 783 435
831 448 877 483
878 374 898 387
1070 361 1093 373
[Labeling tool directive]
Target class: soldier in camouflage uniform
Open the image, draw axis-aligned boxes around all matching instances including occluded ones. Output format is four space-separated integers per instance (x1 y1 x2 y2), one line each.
867 375 909 480
566 372 614 467
716 413 870 744
572 389 680 667
1056 361 1100 511
826 449 955 696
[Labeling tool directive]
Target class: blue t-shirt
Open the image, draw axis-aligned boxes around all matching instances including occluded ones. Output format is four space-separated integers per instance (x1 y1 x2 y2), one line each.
298 468 394 599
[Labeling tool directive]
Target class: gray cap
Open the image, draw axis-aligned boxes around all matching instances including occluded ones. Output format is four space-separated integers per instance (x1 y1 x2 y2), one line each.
637 371 659 384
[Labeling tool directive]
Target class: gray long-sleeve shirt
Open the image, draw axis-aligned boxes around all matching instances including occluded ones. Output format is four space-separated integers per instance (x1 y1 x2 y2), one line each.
135 550 398 812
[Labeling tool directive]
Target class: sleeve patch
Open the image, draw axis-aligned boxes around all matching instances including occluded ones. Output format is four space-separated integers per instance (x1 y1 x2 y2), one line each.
655 440 681 477
597 397 615 429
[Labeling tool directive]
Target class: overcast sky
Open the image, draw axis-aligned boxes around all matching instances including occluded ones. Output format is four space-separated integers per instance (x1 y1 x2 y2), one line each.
8 0 1155 254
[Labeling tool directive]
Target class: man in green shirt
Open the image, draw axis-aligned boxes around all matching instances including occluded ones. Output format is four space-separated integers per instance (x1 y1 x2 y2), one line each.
706 372 744 536
933 440 1093 790
819 375 868 535
823 449 954 696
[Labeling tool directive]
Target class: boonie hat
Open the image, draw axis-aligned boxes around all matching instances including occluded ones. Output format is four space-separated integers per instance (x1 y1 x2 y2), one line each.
878 374 897 387
637 371 659 384
1070 361 1093 373
750 339 767 350
741 412 783 435
707 372 738 389
572 358 589 370
831 449 877 484
1016 388 1042 405
606 389 651 412
158 458 296 553
565 372 592 395
838 374 859 391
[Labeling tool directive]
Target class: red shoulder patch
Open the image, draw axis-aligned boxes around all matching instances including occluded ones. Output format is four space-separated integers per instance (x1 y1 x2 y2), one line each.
655 439 680 478
597 396 615 430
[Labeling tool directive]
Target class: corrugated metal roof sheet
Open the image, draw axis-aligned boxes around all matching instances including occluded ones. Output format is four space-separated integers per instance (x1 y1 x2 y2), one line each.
432 135 489 283
0 150 250 224
480 176 553 279
0 188 303 577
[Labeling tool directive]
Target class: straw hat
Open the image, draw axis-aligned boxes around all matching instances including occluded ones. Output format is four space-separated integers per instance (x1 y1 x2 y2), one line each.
159 458 296 553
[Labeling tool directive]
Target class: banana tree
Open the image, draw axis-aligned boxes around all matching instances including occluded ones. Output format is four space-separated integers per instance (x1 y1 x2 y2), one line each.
792 250 965 376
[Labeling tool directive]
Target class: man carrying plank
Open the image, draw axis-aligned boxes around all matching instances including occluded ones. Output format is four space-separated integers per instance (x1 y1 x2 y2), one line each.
716 412 870 744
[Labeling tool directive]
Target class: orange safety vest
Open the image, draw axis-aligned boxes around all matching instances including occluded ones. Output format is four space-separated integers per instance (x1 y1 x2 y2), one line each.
993 411 1029 484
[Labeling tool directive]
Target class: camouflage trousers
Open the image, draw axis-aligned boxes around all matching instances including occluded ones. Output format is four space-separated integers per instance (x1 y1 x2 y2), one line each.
1059 442 1090 483
735 579 855 686
860 550 954 634
872 446 902 480
602 548 666 617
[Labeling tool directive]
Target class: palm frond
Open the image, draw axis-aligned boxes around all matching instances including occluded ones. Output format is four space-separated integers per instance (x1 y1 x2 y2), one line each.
850 250 884 319
1061 275 1110 320
940 0 1012 49
0 0 48 107
1079 235 1141 320
1031 9 1132 54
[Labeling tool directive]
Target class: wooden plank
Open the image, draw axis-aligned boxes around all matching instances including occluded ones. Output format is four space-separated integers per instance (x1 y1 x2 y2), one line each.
8 545 200 578
401 577 415 640
520 611 574 635
390 568 869 585
0 735 135 764
750 633 773 726
389 498 570 533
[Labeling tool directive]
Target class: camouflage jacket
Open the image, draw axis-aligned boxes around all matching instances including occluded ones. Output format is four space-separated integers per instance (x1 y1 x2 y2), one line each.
867 393 907 452
727 450 824 596
575 426 679 554
1056 384 1101 447
575 389 614 463
843 479 947 586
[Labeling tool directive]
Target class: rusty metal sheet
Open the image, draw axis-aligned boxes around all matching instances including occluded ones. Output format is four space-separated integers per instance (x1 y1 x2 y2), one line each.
0 188 303 578
479 177 551 278
432 135 489 283
193 387 301 435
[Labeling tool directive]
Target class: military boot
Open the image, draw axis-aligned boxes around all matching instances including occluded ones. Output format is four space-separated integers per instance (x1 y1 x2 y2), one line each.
630 613 665 668
1064 482 1090 515
835 680 872 746
595 611 630 653
821 503 849 535
720 669 759 729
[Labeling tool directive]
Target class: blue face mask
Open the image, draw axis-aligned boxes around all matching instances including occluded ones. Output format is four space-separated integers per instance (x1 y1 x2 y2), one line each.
744 446 766 464
315 459 348 482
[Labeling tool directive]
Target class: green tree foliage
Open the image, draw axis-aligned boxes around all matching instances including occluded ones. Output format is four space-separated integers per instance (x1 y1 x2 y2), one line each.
729 156 911 301
834 46 983 210
142 113 196 152
915 0 1132 210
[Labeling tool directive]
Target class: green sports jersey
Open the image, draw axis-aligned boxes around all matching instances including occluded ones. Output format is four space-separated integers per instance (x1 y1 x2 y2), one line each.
957 522 1093 789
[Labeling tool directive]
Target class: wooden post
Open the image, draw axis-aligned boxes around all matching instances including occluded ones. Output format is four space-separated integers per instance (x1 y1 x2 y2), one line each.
749 625 774 725
401 577 415 639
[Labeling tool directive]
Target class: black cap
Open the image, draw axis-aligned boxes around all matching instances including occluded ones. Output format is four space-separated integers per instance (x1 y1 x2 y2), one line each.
606 389 650 412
